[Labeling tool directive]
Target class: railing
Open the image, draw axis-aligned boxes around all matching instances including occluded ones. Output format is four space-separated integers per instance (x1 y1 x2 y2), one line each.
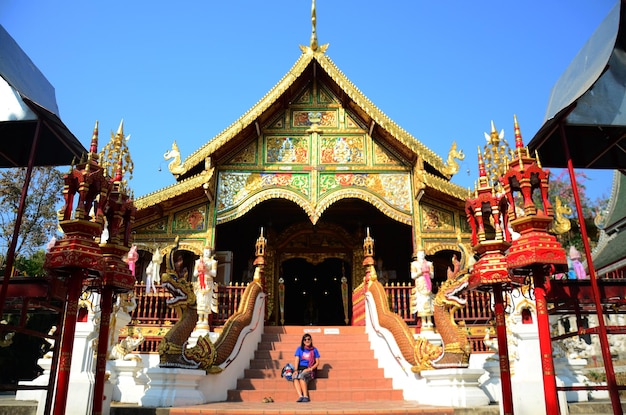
126 283 248 353
124 282 493 354
383 283 493 354
382 282 493 326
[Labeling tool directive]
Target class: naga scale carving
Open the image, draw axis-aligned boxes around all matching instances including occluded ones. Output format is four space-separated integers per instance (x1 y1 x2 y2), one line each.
158 239 263 373
367 255 471 373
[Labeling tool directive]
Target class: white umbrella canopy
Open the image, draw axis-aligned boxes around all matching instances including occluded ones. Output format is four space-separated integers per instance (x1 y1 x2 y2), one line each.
0 24 86 167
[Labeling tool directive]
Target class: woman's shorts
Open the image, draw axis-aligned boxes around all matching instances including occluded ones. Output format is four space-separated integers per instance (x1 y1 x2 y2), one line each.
295 367 314 381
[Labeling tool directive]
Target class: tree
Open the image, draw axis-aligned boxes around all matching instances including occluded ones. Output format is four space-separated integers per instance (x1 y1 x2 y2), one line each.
0 167 64 262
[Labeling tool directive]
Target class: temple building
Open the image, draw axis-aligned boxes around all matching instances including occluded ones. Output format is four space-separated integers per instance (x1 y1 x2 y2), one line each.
131 10 471 327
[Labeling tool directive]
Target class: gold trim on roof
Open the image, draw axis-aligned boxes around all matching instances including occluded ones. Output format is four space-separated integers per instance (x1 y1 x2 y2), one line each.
215 186 412 226
216 189 313 225
421 171 471 201
316 189 412 225
177 51 451 180
134 169 213 210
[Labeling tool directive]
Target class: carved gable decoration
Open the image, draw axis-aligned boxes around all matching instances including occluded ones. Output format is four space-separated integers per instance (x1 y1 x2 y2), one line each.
174 204 208 232
420 203 455 232
373 141 403 166
226 140 258 165
265 136 310 164
319 135 365 165
267 113 286 130
135 218 168 234
217 171 311 212
318 172 411 213
293 83 313 104
345 113 362 129
318 84 339 105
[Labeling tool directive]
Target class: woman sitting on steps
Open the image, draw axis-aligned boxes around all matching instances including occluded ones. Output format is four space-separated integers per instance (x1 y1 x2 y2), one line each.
293 333 320 403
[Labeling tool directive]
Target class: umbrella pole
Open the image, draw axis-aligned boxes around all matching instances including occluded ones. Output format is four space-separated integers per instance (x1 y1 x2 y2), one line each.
559 123 622 415
0 119 41 321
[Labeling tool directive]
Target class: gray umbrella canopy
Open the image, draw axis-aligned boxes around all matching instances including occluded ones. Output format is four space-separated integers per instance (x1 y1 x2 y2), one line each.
0 24 86 167
528 1 626 171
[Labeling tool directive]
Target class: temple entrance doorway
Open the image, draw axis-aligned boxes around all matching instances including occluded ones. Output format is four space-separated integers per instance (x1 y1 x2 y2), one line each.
281 257 350 326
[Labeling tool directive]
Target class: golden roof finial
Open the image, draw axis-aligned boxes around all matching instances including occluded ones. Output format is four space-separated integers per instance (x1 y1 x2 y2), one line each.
90 120 99 154
310 0 318 51
99 119 134 185
300 0 328 54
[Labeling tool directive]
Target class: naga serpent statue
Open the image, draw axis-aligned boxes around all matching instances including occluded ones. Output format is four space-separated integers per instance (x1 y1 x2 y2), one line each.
158 240 263 373
367 255 471 373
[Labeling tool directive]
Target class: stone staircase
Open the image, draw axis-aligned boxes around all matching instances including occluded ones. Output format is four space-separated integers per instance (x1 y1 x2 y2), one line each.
226 325 404 403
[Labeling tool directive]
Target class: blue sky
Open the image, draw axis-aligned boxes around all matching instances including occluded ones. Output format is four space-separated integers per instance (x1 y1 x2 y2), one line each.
0 1 617 201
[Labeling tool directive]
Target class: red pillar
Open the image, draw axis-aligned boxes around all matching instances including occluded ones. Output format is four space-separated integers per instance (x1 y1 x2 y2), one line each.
92 285 113 415
52 271 84 415
493 285 514 415
532 267 560 415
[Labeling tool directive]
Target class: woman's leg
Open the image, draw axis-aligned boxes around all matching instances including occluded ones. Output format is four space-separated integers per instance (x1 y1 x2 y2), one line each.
300 378 309 398
294 379 304 399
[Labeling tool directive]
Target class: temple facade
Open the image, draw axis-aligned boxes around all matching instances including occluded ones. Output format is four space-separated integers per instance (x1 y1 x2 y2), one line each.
131 26 472 327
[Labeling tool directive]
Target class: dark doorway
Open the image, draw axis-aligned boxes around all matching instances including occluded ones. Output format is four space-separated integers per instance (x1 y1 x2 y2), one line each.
281 257 350 325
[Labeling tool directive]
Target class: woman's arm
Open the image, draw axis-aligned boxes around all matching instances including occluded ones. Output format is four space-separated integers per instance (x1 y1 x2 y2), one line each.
294 349 301 369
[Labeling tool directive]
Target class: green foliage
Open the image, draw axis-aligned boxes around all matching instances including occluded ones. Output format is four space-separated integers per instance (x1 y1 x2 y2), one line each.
14 250 47 276
0 167 63 256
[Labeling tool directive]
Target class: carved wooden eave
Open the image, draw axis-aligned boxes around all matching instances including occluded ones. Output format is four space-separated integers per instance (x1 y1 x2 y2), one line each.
174 48 454 187
134 169 212 212
421 172 470 207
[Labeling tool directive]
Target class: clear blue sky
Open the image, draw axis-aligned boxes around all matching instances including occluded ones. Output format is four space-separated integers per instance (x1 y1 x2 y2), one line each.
0 1 617 201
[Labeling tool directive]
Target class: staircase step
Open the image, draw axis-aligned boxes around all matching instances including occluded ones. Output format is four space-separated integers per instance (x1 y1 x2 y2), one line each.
249 356 380 370
263 326 366 335
227 388 404 402
229 325 403 402
236 377 395 390
243 366 387 379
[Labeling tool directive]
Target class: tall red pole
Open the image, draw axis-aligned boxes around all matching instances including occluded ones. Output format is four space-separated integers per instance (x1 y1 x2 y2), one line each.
92 286 113 415
532 266 560 415
0 120 40 322
559 124 621 414
52 271 84 415
493 285 514 415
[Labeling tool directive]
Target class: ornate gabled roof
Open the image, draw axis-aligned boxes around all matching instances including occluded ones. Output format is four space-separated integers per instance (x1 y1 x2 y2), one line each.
173 47 450 180
592 171 626 273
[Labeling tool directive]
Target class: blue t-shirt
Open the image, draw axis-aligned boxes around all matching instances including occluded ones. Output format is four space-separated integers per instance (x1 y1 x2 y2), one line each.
294 347 320 368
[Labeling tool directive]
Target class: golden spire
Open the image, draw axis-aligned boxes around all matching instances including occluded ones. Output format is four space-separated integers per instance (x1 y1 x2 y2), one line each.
99 119 134 186
310 0 318 51
300 0 328 54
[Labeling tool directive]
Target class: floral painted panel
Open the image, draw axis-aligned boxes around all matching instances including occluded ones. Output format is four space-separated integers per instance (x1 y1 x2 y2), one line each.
217 171 310 212
319 136 365 164
318 172 410 212
265 136 309 164
421 204 455 232
292 110 337 128
174 205 207 231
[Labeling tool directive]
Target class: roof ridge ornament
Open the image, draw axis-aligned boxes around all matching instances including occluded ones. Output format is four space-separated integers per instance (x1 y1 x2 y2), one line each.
300 0 329 55
310 0 318 51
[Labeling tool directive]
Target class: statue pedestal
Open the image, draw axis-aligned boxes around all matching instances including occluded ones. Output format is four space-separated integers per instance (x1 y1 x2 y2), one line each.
420 369 490 407
481 356 501 403
555 357 589 402
107 359 147 404
141 368 205 407
17 321 112 415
